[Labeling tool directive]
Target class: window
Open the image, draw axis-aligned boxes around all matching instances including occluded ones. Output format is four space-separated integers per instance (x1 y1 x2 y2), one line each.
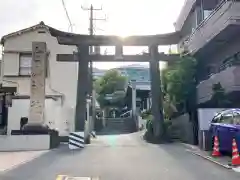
233 111 240 125
19 53 48 77
212 113 222 123
19 53 32 76
219 111 234 124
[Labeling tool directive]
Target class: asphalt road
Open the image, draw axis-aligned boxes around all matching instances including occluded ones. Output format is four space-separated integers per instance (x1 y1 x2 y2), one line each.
1 132 240 180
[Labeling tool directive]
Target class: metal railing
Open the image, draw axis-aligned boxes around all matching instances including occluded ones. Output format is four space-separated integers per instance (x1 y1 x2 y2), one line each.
199 52 240 81
186 0 235 45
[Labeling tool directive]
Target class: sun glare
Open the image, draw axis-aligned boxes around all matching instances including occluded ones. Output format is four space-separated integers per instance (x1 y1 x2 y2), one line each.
116 31 130 39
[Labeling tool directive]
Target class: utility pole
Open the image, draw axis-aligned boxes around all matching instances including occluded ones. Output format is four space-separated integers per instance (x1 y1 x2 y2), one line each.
81 4 106 133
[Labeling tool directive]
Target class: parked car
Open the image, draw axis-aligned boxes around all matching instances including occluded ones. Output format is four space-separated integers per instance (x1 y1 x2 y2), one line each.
209 109 240 153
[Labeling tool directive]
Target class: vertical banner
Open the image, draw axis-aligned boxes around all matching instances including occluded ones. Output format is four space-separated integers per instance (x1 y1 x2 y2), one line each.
29 42 46 125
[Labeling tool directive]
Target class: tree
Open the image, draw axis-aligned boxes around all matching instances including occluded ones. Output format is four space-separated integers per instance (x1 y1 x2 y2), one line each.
94 69 127 108
162 56 197 113
210 83 231 107
163 94 177 120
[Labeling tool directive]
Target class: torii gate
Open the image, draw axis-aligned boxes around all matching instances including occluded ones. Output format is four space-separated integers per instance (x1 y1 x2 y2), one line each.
48 27 181 140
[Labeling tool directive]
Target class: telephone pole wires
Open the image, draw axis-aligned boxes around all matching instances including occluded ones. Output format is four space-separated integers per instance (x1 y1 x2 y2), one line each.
61 0 73 32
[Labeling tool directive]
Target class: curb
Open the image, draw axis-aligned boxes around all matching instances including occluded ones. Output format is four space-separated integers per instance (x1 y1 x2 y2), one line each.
186 149 232 169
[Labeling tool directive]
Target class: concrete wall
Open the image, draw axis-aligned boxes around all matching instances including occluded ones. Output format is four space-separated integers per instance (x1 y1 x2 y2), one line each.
0 135 50 151
197 66 240 103
171 114 194 144
2 27 78 107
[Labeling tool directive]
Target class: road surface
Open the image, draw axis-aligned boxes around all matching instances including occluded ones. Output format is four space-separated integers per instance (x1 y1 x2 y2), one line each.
1 132 240 180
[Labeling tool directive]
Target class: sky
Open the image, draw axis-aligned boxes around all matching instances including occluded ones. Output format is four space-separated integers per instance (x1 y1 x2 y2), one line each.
0 0 185 69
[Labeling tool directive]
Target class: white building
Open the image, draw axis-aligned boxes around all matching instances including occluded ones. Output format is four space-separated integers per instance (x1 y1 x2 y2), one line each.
0 22 78 137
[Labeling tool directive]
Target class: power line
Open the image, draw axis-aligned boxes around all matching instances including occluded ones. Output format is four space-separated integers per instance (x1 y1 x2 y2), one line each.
61 0 73 32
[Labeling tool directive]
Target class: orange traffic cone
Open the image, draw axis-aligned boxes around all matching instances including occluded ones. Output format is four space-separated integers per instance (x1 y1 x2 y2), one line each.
232 138 240 166
212 136 221 157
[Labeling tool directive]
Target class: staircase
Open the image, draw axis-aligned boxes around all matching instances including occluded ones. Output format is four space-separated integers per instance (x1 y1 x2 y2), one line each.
101 117 136 134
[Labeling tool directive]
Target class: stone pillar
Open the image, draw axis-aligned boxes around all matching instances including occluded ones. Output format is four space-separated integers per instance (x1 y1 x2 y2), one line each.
147 98 150 110
131 80 137 130
75 46 89 132
24 42 47 132
149 45 164 139
102 109 106 127
115 45 123 60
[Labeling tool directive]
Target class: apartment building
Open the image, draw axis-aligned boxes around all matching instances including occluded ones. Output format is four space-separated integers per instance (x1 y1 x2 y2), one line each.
176 0 240 106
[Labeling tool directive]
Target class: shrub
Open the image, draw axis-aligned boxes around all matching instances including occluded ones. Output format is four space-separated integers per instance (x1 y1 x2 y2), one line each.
145 116 172 136
141 109 151 119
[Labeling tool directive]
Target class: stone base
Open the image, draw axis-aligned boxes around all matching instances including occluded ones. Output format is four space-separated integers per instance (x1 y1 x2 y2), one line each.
22 124 50 134
85 135 91 144
10 128 60 150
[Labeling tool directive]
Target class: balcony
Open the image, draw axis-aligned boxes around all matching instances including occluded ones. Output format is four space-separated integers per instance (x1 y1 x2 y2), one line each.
197 58 240 104
187 0 240 56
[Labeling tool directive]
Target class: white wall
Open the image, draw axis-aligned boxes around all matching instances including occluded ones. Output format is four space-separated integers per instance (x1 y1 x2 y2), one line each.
3 27 78 107
7 98 73 136
198 108 227 130
0 135 50 151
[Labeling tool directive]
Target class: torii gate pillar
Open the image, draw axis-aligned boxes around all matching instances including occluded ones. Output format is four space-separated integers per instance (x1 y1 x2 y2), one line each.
149 45 165 140
75 46 89 132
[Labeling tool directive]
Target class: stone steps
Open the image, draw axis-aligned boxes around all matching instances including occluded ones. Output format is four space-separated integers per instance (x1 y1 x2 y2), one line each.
106 118 132 132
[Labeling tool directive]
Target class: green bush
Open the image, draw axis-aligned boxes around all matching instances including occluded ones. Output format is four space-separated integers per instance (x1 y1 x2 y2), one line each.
146 114 154 133
141 109 151 119
146 116 172 134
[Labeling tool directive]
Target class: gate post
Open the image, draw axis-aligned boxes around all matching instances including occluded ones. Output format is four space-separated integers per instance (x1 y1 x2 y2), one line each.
75 45 89 132
149 45 165 140
131 80 137 131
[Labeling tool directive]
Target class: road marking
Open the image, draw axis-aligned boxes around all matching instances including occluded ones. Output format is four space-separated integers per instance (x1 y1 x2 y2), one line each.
56 175 68 180
56 175 99 180
66 177 91 180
